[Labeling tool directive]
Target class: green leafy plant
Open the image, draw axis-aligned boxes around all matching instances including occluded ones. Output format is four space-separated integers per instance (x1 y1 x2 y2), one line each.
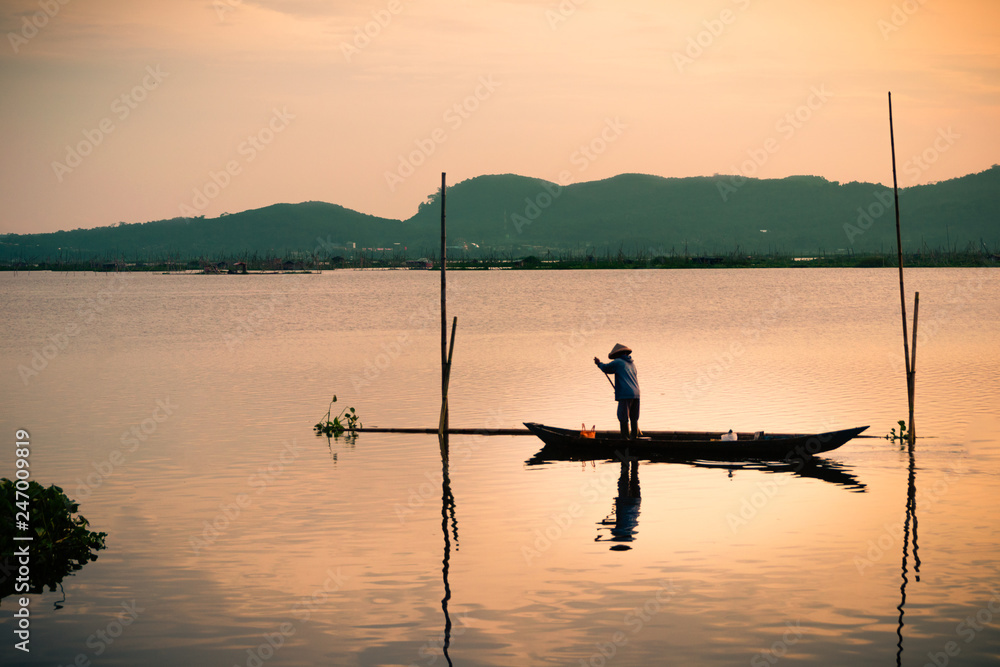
0 479 108 598
886 419 908 442
314 395 362 438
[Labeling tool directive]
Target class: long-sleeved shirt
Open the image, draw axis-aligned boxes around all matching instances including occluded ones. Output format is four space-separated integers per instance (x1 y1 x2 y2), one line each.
597 355 640 400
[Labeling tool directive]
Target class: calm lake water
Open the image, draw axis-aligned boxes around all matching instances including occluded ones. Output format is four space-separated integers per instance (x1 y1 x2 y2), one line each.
1 268 999 666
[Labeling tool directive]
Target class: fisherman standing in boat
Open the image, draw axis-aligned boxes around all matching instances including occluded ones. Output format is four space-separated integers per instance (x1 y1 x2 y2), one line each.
594 343 640 440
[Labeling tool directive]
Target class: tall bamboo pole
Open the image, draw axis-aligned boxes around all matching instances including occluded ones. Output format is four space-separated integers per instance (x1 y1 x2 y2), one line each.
909 292 919 444
439 317 457 438
438 172 455 665
889 92 915 442
440 172 448 434
889 93 911 379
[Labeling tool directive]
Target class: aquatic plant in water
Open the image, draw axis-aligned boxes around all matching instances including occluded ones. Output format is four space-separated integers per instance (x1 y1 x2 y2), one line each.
0 479 108 598
314 395 362 438
885 419 909 442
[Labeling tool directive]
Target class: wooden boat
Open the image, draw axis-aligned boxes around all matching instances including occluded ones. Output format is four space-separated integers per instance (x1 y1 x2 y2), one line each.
523 422 868 462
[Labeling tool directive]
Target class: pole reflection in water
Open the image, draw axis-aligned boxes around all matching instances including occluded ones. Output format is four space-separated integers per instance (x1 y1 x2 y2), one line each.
595 456 641 550
896 438 920 666
439 432 457 667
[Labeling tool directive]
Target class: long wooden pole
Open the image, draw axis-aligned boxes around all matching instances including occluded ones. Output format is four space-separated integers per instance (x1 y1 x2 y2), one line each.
446 316 457 371
353 426 883 437
364 427 535 435
439 316 457 437
909 292 919 444
440 172 448 434
889 92 911 380
439 171 455 662
889 92 915 442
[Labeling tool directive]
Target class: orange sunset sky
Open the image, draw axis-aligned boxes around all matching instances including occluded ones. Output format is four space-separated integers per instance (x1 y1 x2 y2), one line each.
0 0 997 234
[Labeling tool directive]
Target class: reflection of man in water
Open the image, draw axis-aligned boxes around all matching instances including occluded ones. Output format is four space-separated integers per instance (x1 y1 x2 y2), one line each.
596 457 641 550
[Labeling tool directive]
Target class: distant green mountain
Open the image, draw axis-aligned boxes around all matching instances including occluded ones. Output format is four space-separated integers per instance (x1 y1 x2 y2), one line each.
406 167 1000 254
1 202 407 261
3 167 998 262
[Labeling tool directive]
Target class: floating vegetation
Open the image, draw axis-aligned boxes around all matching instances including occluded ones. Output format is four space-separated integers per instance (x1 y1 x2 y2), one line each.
0 479 108 598
314 395 362 438
885 420 909 442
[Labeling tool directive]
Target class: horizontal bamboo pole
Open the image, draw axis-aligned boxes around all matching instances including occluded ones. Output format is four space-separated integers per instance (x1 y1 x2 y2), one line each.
358 427 535 435
352 427 883 438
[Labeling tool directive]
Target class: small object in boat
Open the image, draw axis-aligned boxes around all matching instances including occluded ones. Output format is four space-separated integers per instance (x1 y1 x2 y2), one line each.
580 423 596 439
721 429 737 441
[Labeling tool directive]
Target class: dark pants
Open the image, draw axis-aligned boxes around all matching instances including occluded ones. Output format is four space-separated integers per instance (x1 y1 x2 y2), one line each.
617 398 640 439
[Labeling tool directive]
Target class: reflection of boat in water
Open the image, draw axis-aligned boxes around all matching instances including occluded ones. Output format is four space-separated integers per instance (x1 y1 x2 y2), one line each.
527 435 867 554
524 423 868 462
682 459 867 492
525 443 867 492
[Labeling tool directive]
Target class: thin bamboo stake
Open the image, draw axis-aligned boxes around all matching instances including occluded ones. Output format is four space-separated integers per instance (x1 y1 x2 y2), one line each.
440 172 448 434
352 426 884 437
889 91 918 441
438 402 447 438
447 316 457 372
909 292 919 444
439 316 457 437
362 427 535 435
889 92 911 381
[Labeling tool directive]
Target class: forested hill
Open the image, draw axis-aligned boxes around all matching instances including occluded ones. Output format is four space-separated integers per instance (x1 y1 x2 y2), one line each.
404 167 1000 254
3 167 998 261
2 202 407 261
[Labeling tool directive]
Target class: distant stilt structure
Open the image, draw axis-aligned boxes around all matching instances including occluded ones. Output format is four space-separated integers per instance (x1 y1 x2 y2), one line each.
888 92 919 445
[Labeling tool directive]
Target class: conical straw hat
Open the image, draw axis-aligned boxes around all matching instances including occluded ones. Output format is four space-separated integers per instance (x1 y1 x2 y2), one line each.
608 343 632 358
